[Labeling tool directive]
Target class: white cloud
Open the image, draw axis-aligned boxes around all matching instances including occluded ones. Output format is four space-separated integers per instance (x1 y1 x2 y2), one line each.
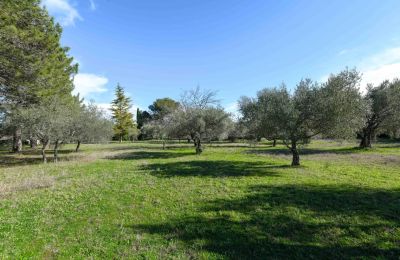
359 47 400 91
321 47 400 92
225 102 240 119
73 73 109 97
89 0 96 11
41 0 82 26
360 63 400 90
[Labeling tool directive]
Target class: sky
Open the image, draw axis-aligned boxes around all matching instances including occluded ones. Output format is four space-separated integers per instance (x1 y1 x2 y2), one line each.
42 0 400 115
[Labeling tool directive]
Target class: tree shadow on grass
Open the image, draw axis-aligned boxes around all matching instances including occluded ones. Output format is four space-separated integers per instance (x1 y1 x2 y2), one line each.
108 150 192 160
248 146 365 157
131 184 400 259
0 155 44 168
0 149 77 168
141 160 288 178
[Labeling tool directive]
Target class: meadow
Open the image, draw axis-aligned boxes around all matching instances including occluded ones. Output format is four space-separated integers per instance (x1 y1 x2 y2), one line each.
0 140 399 259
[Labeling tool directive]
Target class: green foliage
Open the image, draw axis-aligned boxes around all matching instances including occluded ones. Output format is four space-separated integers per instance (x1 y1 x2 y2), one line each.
240 69 366 165
136 108 152 129
0 0 77 106
110 84 135 142
71 101 114 144
360 79 400 147
148 97 179 120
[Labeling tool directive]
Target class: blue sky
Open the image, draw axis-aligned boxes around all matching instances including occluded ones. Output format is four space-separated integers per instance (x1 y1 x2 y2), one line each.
42 0 400 114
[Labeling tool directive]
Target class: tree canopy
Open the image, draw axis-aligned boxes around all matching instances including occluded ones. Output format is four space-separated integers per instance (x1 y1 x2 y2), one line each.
110 84 135 142
239 69 365 166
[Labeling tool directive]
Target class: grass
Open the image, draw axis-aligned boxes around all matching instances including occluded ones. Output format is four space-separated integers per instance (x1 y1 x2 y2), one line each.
0 140 399 259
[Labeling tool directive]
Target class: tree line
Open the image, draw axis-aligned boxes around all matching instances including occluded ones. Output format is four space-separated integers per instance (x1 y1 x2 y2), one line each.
1 1 399 166
0 1 113 162
131 70 400 166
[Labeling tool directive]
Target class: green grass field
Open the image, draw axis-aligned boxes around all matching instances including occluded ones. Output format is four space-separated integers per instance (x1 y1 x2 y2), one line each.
0 140 399 259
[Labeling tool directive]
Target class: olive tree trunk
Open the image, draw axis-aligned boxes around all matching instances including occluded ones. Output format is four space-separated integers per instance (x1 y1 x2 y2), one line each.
290 140 300 166
30 137 37 149
359 127 373 148
54 139 60 163
272 139 277 147
41 139 50 163
194 133 203 154
12 128 22 153
75 140 81 152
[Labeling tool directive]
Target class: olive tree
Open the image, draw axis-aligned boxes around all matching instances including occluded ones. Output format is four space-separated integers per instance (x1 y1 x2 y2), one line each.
239 69 365 166
11 97 72 162
161 87 231 154
359 79 400 148
71 102 113 152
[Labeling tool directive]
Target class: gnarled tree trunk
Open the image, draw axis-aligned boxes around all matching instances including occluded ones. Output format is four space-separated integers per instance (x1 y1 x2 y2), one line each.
359 127 373 148
272 139 277 147
30 137 37 149
194 133 203 154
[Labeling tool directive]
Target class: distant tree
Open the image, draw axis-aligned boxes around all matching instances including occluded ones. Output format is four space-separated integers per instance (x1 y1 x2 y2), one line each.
148 98 179 120
227 120 249 142
163 87 231 154
136 108 152 129
71 101 113 152
240 69 365 166
359 79 400 148
110 84 135 142
239 91 280 145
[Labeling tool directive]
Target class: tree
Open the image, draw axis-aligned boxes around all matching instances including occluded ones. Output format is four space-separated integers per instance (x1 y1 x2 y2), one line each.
110 84 135 142
71 101 113 152
359 79 400 148
239 69 365 166
136 108 152 129
148 98 179 120
0 0 77 152
162 87 231 154
9 97 73 163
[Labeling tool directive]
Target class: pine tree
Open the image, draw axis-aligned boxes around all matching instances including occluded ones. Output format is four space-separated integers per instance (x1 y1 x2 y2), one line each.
110 84 135 142
0 0 78 152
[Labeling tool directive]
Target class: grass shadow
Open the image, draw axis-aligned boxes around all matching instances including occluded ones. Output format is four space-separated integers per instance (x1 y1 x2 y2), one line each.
131 184 400 259
248 146 365 157
0 149 78 168
141 160 288 178
108 150 192 160
0 155 44 168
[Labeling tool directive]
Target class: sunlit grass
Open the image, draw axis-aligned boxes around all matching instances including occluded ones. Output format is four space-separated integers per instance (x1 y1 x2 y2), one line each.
0 140 399 258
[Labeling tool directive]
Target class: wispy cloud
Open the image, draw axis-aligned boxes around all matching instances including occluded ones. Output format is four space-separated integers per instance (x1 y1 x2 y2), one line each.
41 0 82 26
338 49 349 56
73 73 109 97
89 0 96 11
322 46 400 92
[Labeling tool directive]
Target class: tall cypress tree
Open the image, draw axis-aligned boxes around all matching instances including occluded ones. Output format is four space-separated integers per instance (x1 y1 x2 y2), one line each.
110 84 134 142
